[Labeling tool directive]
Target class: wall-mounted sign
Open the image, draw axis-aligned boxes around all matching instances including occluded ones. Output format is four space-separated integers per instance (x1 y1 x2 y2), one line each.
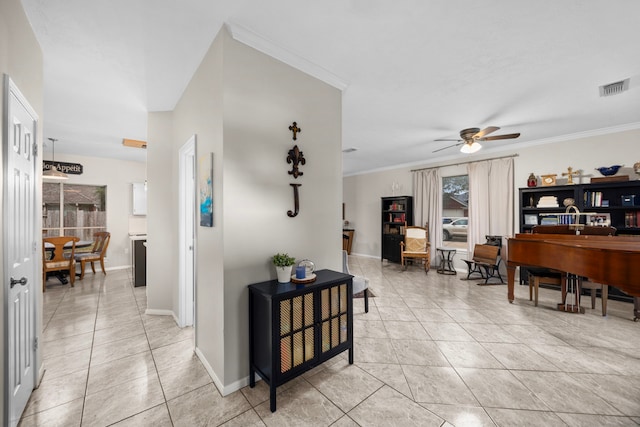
43 161 83 175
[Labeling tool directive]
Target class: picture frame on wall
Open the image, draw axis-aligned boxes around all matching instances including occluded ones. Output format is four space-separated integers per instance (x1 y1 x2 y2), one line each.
199 153 213 227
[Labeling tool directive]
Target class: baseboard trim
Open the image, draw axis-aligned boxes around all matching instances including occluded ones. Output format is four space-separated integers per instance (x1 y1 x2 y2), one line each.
195 347 225 395
37 363 45 387
194 347 259 397
104 265 130 272
144 309 174 318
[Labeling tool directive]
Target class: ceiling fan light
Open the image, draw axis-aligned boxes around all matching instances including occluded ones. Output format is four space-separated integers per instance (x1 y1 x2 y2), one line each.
43 165 69 180
460 141 482 154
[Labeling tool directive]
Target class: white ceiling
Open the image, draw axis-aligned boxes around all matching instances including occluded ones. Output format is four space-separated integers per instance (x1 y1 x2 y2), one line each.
22 0 640 175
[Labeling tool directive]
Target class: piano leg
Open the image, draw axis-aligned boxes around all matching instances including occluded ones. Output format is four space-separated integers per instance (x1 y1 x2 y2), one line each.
507 265 516 303
634 297 639 322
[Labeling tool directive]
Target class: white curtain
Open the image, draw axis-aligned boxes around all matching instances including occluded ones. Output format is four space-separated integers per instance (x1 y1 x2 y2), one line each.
467 157 514 252
413 168 442 259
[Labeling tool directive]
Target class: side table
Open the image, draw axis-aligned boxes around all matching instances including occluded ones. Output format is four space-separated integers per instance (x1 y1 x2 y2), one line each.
436 247 456 275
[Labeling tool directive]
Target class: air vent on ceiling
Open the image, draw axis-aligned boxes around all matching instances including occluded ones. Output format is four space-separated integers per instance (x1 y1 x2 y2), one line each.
599 78 630 97
342 147 358 153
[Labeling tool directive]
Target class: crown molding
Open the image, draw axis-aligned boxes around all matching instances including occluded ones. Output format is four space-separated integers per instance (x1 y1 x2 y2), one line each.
518 122 640 148
344 122 640 177
224 22 349 91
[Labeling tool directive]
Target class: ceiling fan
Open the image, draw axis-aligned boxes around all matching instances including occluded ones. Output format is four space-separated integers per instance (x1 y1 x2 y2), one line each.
433 126 520 153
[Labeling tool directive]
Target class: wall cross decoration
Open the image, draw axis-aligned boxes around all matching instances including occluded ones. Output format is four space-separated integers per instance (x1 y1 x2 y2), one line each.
288 122 301 140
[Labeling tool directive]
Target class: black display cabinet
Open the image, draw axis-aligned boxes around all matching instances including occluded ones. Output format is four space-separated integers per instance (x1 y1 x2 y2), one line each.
248 269 353 412
381 196 414 262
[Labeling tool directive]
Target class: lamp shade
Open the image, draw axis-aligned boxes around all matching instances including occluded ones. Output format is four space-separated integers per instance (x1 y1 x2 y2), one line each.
460 141 482 153
43 165 68 180
44 137 68 180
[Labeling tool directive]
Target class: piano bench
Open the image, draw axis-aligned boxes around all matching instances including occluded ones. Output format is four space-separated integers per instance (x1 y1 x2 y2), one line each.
528 268 562 307
581 280 608 316
528 269 608 316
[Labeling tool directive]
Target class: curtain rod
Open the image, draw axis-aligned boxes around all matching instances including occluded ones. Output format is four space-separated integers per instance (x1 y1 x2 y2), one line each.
410 153 519 172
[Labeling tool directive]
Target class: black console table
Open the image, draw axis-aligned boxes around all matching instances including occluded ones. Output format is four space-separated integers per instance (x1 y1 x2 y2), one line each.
248 269 353 412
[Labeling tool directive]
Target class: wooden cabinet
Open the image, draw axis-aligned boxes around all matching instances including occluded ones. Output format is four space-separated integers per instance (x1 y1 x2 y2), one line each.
248 270 353 412
381 196 413 262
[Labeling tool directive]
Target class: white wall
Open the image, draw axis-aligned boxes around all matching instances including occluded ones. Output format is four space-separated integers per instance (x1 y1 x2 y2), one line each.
146 111 176 312
170 32 225 377
0 0 43 421
222 29 342 387
148 27 342 391
51 153 146 269
343 128 640 268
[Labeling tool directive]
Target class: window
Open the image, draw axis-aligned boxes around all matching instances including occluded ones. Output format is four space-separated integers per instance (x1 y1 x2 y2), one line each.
442 175 468 249
43 183 107 241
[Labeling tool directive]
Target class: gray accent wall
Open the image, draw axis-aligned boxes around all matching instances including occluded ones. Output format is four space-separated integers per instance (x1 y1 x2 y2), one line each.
146 27 342 391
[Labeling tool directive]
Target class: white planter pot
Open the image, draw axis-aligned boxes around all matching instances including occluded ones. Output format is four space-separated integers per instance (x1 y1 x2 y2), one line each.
275 265 293 283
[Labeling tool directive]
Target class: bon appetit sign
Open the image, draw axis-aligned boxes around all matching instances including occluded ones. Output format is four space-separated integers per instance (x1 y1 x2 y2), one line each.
43 161 83 175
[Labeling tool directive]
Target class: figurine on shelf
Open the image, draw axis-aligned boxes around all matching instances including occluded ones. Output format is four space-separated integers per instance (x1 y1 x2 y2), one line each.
562 166 580 185
595 165 622 176
527 173 537 187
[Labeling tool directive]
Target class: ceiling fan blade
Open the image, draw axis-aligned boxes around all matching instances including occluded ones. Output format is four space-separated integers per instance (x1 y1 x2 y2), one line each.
434 138 461 142
473 126 500 139
479 132 521 141
432 142 462 153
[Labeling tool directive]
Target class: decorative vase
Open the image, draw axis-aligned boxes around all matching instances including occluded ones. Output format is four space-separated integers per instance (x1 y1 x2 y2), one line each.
527 173 537 187
275 265 293 283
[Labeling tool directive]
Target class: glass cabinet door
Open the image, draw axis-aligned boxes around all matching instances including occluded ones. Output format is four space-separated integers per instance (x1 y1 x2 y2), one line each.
320 284 348 354
279 293 314 373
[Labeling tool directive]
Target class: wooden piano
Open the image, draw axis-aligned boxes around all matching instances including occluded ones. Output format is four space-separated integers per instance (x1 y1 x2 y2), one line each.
506 233 640 321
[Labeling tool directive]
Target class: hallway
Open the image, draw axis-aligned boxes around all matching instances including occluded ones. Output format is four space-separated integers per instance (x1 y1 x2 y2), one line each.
19 257 640 426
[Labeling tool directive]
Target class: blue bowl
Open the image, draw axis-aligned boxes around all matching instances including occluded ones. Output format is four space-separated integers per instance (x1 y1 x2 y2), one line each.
596 165 622 176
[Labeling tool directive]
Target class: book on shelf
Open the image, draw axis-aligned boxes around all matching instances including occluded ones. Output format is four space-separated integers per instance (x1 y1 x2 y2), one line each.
558 214 577 224
625 211 639 228
584 191 603 207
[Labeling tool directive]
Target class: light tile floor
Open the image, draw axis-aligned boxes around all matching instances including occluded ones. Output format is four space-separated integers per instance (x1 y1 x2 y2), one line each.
19 256 640 426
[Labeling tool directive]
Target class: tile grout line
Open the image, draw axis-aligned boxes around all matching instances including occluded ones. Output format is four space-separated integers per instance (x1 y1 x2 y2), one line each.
130 274 176 427
79 276 104 427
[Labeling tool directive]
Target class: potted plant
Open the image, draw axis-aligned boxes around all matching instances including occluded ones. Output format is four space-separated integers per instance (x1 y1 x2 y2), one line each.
272 253 296 283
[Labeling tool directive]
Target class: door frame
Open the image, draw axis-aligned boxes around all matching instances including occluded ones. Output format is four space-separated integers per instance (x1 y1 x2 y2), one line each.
178 135 196 329
3 75 40 426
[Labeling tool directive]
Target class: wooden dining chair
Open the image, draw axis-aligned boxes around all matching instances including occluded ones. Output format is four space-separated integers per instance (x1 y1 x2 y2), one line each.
75 231 110 280
42 236 80 291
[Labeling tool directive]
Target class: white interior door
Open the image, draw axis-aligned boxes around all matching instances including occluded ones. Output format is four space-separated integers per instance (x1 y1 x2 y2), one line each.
178 135 196 328
4 76 38 427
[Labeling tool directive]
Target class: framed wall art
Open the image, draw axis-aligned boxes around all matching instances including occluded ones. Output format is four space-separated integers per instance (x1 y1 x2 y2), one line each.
199 153 213 227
